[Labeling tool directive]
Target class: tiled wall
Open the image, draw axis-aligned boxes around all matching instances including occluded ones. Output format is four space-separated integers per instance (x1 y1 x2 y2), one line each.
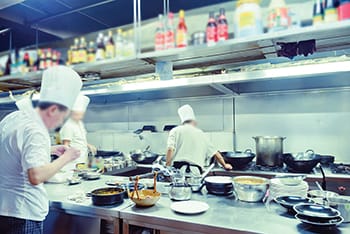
84 96 235 155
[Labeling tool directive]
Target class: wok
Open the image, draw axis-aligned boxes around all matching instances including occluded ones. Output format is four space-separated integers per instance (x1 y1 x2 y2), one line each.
282 150 321 173
221 149 255 169
130 151 159 164
96 150 123 157
88 187 125 206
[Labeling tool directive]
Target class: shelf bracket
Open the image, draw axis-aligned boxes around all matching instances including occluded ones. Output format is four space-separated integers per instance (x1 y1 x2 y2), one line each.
209 83 236 95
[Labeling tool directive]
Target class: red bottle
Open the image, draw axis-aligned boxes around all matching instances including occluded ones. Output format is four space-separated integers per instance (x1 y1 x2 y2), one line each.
176 10 188 48
217 8 228 41
155 14 165 51
206 11 217 45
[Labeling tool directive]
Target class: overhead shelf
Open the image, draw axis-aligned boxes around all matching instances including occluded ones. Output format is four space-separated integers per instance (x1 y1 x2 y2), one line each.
0 21 350 100
82 60 350 103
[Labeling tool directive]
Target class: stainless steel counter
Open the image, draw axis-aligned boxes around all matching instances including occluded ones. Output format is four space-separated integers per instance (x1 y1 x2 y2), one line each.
44 175 350 234
45 175 133 220
121 192 350 234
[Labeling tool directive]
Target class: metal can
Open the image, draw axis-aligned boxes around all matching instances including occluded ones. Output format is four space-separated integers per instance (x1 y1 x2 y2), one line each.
191 31 205 46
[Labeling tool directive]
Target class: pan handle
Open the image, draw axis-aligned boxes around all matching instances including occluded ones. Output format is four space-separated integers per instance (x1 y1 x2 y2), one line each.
129 172 155 181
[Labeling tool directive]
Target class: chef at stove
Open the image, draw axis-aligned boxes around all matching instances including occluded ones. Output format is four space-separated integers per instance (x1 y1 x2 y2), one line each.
60 94 96 169
166 104 232 173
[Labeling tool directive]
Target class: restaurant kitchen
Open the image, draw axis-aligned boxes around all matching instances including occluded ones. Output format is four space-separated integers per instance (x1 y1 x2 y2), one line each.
0 0 350 233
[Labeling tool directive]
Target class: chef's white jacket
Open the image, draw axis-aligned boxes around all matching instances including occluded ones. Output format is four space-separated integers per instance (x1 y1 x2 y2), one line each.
60 118 88 167
167 124 217 169
0 101 50 221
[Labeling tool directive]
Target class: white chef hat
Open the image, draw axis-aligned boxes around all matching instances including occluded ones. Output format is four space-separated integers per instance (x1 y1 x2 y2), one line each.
72 94 90 112
39 66 82 109
178 104 196 123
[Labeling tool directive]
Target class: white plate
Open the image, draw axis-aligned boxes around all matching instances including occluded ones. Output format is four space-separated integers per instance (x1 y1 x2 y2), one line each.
171 201 209 214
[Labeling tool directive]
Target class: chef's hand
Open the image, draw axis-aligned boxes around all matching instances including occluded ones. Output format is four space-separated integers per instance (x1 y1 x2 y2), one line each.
223 163 232 170
88 144 97 155
61 147 81 162
51 145 68 156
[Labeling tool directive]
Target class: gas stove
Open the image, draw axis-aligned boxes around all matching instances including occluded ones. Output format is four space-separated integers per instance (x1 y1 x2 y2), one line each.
330 163 350 175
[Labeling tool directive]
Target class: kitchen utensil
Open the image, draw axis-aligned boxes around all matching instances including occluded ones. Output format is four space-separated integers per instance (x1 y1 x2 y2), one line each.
327 197 350 223
220 149 255 169
275 175 305 186
142 125 157 132
295 213 344 227
84 171 101 180
168 183 192 201
233 176 269 202
130 150 159 164
315 181 329 205
308 190 339 199
274 196 313 212
253 136 285 167
128 173 161 207
319 155 335 166
170 200 209 214
293 203 341 218
204 176 233 195
282 150 321 173
67 176 82 185
88 187 125 206
95 150 123 157
163 125 177 131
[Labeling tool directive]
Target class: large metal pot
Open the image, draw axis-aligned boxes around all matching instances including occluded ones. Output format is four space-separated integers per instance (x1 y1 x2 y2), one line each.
253 136 286 167
233 176 269 202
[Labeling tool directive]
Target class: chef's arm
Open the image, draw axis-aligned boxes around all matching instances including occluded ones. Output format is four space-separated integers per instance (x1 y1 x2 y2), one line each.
28 148 80 185
214 151 232 170
87 143 97 155
166 148 174 166
62 140 70 146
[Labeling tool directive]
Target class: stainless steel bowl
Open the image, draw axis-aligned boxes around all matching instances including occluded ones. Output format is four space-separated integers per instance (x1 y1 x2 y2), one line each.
233 176 269 202
308 190 339 199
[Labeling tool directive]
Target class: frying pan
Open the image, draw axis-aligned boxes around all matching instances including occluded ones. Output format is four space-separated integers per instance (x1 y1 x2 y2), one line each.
130 151 159 164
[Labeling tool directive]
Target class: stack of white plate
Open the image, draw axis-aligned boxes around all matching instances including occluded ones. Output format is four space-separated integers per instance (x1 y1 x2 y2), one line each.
267 178 308 203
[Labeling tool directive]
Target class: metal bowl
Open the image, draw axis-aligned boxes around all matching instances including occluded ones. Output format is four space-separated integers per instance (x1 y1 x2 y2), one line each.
308 190 339 199
233 176 269 202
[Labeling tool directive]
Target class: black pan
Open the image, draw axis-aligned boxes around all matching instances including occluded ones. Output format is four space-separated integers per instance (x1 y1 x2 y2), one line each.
319 155 335 166
221 149 255 170
282 151 321 173
204 176 233 196
275 196 313 213
96 150 123 157
88 187 125 206
293 203 341 218
130 151 159 164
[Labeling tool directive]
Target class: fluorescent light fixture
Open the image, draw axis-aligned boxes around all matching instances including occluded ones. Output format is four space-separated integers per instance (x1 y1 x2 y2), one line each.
0 0 24 10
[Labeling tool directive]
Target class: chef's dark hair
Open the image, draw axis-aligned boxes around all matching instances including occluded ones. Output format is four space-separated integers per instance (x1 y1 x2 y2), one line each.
37 102 68 112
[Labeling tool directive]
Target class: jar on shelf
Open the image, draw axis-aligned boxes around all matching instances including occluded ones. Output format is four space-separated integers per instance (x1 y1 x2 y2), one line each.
234 0 263 38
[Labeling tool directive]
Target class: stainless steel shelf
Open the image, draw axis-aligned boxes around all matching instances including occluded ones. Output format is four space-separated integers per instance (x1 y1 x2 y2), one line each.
0 21 350 102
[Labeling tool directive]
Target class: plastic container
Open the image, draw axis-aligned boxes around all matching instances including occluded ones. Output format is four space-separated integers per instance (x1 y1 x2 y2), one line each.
234 0 263 38
338 0 350 20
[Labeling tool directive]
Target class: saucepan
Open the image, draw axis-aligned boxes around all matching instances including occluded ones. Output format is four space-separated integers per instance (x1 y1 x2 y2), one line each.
87 187 125 206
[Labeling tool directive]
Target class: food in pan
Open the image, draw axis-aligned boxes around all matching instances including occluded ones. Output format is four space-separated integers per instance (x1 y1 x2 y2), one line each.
234 177 266 185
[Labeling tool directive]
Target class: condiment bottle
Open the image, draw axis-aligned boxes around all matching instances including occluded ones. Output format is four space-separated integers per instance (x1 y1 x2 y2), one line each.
313 0 324 25
206 11 217 46
324 0 338 22
155 14 165 51
217 8 228 41
176 10 188 48
165 12 175 49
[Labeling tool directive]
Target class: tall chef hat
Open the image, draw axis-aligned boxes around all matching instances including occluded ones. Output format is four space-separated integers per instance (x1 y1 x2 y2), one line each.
178 104 196 123
72 94 90 112
39 66 82 109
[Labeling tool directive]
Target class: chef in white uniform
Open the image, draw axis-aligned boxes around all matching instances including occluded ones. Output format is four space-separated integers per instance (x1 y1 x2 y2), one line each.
60 94 96 169
166 104 232 174
0 66 82 234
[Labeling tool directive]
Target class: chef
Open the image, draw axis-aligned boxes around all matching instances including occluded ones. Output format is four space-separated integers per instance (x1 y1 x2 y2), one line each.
60 94 96 169
0 66 82 234
166 104 232 174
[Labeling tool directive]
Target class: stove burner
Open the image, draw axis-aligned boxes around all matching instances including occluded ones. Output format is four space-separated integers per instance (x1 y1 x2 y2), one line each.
238 162 288 173
330 163 350 175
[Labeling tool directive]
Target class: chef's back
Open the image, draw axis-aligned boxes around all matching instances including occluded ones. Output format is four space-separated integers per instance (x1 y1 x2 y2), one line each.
167 124 217 170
